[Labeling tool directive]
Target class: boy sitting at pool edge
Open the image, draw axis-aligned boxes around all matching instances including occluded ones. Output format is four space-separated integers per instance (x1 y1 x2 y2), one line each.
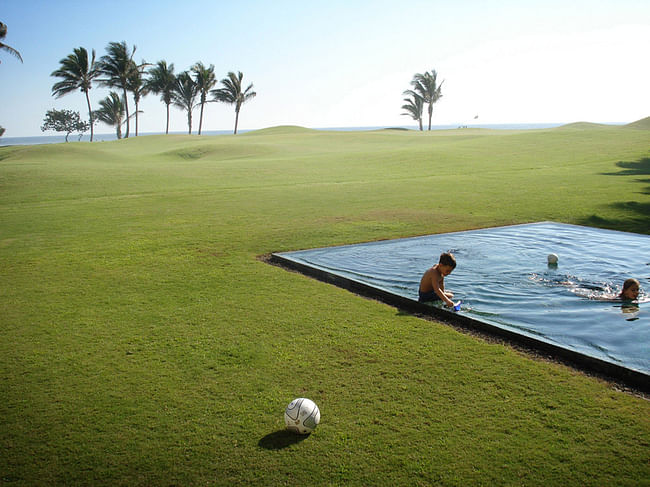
419 252 457 307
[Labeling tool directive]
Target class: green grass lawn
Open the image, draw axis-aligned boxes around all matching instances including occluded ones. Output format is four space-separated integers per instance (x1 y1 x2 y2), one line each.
1 124 649 486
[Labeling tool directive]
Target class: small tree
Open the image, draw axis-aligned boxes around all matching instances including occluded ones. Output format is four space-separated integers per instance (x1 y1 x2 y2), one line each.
0 126 5 137
172 71 198 134
41 109 90 142
409 69 443 130
51 47 99 141
191 62 216 135
126 60 150 136
96 41 138 138
94 92 126 139
401 92 424 131
211 71 256 135
146 60 176 134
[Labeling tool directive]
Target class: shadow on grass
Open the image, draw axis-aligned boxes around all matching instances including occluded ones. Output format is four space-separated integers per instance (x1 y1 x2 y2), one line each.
602 157 650 179
581 158 650 234
258 429 309 450
602 157 650 196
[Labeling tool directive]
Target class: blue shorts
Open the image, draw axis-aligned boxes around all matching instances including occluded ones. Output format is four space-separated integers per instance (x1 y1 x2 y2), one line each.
418 290 441 303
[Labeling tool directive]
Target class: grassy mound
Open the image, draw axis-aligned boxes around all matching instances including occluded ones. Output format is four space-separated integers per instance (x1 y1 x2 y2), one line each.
625 115 650 129
1 125 649 485
242 125 318 136
556 121 611 130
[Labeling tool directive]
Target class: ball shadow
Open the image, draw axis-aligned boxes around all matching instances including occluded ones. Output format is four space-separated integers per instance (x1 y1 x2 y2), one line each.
258 429 309 450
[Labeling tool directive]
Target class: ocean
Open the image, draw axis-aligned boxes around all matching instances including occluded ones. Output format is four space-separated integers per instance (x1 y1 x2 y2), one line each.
0 123 596 147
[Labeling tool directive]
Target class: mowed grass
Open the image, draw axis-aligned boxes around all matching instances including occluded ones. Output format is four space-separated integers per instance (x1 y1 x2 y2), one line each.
1 125 649 486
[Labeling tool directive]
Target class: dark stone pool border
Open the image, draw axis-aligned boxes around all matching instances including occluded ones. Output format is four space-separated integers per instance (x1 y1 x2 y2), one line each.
268 252 650 394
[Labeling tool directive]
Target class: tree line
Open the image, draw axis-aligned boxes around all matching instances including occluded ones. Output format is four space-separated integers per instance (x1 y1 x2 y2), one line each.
401 69 443 131
49 41 257 141
4 22 440 138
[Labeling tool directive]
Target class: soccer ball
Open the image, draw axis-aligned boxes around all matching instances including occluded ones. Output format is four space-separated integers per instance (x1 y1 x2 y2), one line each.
284 398 320 434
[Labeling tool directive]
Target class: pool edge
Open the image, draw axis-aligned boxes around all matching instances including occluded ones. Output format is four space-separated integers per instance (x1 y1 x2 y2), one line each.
269 252 650 394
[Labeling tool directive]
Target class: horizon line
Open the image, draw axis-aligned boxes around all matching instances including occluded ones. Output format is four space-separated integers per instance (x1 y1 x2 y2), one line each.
0 120 635 141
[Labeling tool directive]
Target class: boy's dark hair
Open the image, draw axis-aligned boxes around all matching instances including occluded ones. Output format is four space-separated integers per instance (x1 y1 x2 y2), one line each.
439 252 456 268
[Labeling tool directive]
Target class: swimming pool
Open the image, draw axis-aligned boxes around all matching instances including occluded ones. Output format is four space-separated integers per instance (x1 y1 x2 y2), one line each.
273 222 649 386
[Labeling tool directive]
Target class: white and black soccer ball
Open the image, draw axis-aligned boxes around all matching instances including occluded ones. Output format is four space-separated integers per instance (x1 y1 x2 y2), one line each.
284 398 320 434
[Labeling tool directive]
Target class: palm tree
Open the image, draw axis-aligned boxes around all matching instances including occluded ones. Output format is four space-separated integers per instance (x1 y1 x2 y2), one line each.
51 47 99 142
96 41 137 138
172 71 198 134
401 91 424 131
191 62 217 135
0 22 23 63
410 70 443 130
146 60 176 134
211 71 256 135
94 92 126 139
127 61 150 136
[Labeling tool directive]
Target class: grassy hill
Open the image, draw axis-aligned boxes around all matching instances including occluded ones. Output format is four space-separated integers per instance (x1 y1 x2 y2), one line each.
556 121 612 130
557 116 650 131
625 115 650 129
1 125 649 485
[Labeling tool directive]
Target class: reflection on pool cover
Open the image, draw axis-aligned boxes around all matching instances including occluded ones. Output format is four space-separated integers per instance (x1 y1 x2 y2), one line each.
273 222 649 387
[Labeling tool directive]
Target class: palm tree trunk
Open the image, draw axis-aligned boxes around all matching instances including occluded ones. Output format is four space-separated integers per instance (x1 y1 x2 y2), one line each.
234 109 240 135
165 103 170 134
198 102 204 135
135 100 139 136
428 104 433 131
85 89 94 142
123 87 130 138
187 110 192 135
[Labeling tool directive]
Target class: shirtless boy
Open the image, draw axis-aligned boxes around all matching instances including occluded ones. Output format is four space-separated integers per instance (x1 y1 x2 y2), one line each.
419 252 457 307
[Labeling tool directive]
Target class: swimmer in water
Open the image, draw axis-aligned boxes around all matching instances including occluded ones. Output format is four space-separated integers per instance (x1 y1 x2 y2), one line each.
532 274 642 303
620 278 640 301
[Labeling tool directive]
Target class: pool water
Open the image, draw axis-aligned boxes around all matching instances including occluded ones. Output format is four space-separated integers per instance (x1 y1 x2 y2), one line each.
276 223 649 376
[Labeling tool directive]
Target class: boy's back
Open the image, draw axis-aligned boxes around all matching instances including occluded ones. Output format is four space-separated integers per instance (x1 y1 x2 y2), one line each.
418 253 457 306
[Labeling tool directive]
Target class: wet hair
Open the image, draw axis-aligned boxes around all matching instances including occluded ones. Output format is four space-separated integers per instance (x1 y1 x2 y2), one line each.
622 278 640 292
439 252 456 269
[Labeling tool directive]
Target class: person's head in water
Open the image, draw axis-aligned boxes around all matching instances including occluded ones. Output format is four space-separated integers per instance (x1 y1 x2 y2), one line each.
620 278 640 301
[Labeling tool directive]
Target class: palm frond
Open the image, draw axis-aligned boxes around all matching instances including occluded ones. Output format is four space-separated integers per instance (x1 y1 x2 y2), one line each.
0 42 23 62
0 22 23 63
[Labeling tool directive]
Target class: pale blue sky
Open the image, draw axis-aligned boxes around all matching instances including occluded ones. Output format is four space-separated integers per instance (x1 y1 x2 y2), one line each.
2 0 649 137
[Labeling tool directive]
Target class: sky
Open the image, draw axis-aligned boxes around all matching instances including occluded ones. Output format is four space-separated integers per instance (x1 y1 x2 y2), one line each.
1 0 649 137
